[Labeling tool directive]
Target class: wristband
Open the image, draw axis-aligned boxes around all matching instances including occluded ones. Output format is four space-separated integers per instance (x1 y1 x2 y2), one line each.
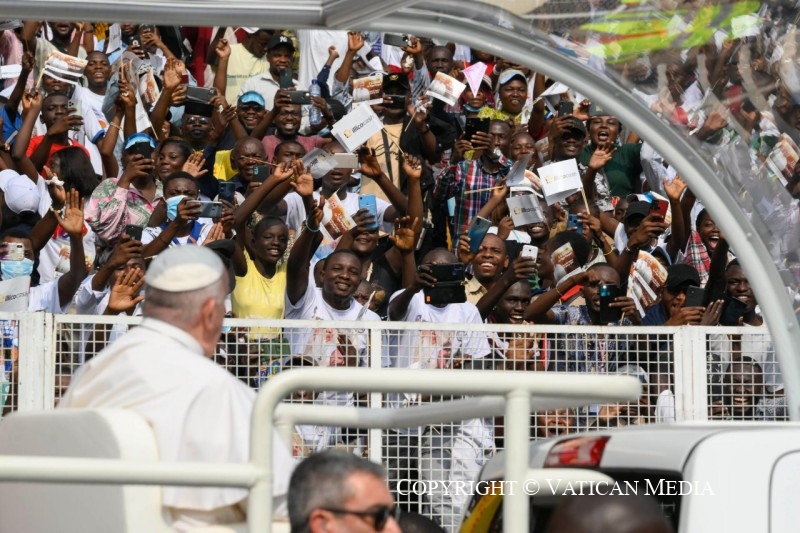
304 219 320 233
554 284 564 299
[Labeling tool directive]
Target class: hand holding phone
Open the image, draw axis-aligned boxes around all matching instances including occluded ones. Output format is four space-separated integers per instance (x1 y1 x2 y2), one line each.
279 69 294 89
358 194 379 230
218 182 236 203
124 224 143 242
598 283 622 323
684 286 705 308
466 216 492 254
187 200 223 219
558 101 574 116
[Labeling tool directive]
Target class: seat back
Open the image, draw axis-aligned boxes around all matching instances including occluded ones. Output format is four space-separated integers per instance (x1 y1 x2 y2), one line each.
0 408 174 533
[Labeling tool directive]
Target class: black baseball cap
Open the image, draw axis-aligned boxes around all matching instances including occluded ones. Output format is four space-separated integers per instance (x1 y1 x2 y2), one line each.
624 201 651 222
267 34 295 52
382 72 410 92
665 264 701 291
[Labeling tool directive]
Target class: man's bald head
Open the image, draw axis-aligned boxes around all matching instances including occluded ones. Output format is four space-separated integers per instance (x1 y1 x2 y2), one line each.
547 495 672 533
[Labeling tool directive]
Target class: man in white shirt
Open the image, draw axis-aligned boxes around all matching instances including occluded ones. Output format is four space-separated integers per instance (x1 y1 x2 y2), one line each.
387 247 493 531
239 34 302 110
59 245 294 531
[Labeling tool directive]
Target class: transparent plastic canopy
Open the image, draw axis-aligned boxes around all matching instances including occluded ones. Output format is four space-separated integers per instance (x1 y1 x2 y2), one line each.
1 0 798 413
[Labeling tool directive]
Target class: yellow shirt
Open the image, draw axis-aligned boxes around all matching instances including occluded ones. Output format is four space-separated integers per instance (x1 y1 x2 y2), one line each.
231 250 288 339
214 150 236 181
224 43 270 104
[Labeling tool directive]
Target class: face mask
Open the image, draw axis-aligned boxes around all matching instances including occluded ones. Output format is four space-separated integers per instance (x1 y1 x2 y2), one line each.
166 195 186 221
1 258 34 280
463 103 484 114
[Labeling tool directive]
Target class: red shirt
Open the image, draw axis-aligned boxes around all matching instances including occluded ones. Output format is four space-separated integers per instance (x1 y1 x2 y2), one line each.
26 135 91 164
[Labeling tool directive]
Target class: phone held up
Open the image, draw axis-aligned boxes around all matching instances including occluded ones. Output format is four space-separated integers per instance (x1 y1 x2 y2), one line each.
598 283 622 324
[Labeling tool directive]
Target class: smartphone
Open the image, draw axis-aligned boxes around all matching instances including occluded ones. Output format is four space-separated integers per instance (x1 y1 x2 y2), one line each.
130 39 140 48
218 181 236 203
383 33 412 48
358 194 379 230
187 200 223 219
598 283 622 323
139 24 155 33
286 90 311 105
333 153 359 169
180 73 189 85
252 165 270 183
720 294 748 326
426 262 466 284
649 199 669 218
279 69 294 89
557 101 574 116
521 244 539 262
684 286 705 308
380 94 404 110
424 283 467 306
567 213 583 234
464 117 490 140
1 243 25 261
124 224 143 241
588 102 606 117
466 216 492 253
67 99 82 116
186 86 215 103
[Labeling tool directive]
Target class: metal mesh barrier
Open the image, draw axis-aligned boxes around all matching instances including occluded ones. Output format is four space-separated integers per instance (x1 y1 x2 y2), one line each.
32 316 782 530
705 328 785 422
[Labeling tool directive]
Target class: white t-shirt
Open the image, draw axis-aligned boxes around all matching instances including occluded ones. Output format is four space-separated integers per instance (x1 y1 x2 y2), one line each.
283 190 391 261
284 285 379 360
387 290 490 370
29 279 71 313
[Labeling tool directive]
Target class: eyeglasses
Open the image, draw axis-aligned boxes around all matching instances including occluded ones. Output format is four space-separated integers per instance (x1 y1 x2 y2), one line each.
321 505 400 530
184 116 210 125
239 104 265 112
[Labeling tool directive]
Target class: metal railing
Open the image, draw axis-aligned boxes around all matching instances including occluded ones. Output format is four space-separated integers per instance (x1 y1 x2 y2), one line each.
0 313 784 530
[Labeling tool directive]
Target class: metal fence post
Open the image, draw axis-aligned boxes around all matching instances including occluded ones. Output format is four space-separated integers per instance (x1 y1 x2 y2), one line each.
17 312 53 411
369 323 383 465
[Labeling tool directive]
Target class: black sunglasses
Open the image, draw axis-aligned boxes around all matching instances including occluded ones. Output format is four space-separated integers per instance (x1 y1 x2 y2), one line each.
322 505 400 530
239 103 265 111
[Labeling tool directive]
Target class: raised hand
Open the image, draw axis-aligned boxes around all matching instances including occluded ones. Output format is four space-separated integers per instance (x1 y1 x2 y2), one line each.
202 222 226 246
216 38 231 60
456 234 474 265
402 153 423 183
588 143 616 171
176 197 202 225
306 196 325 231
350 208 377 237
347 32 365 53
327 45 339 61
511 255 538 281
181 152 208 178
663 175 687 202
120 154 154 185
388 216 418 253
116 80 137 110
290 164 315 197
106 266 145 315
48 113 84 137
357 147 383 179
53 189 85 238
163 58 183 91
43 166 67 208
107 236 143 268
401 36 423 55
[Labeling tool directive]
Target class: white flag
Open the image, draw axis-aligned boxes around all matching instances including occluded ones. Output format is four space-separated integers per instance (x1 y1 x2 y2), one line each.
331 104 383 153
538 158 583 205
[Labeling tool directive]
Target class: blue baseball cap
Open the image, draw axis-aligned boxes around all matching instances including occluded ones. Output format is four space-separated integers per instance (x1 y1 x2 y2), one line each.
123 133 157 152
238 91 266 107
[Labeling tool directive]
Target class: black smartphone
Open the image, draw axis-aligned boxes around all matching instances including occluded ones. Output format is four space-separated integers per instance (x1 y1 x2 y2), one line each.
124 224 143 241
558 101 574 116
139 24 155 33
684 286 705 308
130 39 140 48
598 283 621 323
186 86 215 103
464 117 490 140
383 33 412 48
286 90 312 105
720 294 748 326
383 94 406 109
426 263 466 284
252 165 270 183
424 283 467 306
588 102 606 117
186 200 223 219
279 69 294 89
218 181 236 203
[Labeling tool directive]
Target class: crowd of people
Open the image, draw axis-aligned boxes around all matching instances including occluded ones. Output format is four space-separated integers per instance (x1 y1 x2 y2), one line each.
0 12 798 530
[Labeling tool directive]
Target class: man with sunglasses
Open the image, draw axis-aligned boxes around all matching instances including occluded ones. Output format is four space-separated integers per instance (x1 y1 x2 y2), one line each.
289 449 401 533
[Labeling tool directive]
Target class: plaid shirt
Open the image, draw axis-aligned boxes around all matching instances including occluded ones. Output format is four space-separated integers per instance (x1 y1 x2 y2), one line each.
434 156 511 243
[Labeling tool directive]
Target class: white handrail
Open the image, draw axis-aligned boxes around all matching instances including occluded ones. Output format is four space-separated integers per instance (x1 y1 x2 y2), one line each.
0 368 639 532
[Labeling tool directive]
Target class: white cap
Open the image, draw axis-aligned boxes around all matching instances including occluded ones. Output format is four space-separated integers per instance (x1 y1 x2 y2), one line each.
0 169 40 214
145 245 225 292
239 27 259 34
